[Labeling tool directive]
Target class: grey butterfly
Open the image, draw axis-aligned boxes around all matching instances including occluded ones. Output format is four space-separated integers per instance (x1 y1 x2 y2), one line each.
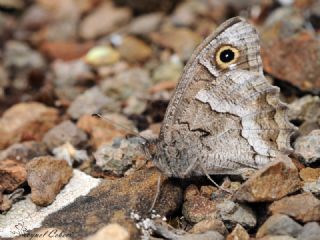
144 17 296 178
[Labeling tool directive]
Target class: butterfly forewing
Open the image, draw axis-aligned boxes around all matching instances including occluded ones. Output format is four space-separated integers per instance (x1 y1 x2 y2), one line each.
152 17 296 178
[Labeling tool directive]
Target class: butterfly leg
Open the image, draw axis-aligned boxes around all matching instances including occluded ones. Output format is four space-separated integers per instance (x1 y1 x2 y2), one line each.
148 175 162 212
199 162 232 194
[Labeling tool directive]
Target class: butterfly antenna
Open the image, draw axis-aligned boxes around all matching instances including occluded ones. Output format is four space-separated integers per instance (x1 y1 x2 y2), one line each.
92 113 148 143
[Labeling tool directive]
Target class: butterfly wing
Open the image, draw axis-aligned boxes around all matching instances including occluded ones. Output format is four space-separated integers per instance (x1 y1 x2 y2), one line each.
152 17 296 178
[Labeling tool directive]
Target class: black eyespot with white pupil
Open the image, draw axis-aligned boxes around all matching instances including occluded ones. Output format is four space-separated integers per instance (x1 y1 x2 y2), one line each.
215 45 240 69
220 49 235 63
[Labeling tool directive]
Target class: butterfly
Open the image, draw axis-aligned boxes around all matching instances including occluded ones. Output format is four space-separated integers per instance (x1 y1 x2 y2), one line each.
144 17 296 178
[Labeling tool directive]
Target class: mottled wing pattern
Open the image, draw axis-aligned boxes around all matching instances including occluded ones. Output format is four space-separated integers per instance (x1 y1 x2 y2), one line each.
151 17 296 178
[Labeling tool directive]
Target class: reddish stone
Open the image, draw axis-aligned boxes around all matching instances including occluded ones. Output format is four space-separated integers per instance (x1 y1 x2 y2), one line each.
27 156 73 206
40 41 94 61
0 159 26 192
262 32 320 91
269 193 320 223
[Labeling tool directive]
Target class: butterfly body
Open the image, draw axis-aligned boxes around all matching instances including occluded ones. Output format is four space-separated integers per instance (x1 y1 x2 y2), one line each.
147 17 296 178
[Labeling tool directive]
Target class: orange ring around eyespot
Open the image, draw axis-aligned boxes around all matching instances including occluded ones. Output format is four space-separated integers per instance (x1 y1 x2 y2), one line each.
215 45 240 70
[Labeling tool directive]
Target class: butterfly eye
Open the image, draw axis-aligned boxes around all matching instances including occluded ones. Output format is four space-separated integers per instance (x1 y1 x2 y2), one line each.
215 45 240 69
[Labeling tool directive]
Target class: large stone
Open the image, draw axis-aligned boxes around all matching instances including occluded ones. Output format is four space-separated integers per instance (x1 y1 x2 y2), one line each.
0 102 59 150
27 156 73 206
43 120 87 151
262 30 320 91
0 159 26 192
256 214 302 238
234 160 301 202
269 193 320 222
297 222 320 240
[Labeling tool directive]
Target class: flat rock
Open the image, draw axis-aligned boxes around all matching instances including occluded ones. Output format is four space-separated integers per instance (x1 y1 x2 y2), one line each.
26 156 73 206
269 193 320 222
234 159 301 202
297 222 320 240
67 87 113 119
77 114 136 149
0 102 59 150
0 141 47 163
43 120 87 151
294 130 320 164
39 168 182 239
94 137 146 176
256 214 302 238
79 2 132 40
216 200 257 229
226 224 249 240
0 159 26 192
